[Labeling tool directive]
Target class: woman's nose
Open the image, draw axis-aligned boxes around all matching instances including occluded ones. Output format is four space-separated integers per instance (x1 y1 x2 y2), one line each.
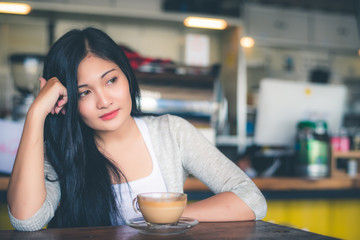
96 90 112 109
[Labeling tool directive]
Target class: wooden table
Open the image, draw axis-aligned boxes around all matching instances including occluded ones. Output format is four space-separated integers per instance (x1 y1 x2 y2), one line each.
0 221 338 239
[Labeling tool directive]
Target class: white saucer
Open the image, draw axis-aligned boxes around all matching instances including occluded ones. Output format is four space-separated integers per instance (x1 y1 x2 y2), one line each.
126 217 198 235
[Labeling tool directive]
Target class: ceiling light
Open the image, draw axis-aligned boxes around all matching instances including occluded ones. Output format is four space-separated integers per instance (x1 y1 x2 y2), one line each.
184 17 227 30
0 2 31 15
240 37 255 48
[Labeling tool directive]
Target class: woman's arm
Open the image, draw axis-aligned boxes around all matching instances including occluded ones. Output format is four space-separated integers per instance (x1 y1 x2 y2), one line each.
7 77 67 221
7 106 47 220
169 116 267 221
183 191 255 221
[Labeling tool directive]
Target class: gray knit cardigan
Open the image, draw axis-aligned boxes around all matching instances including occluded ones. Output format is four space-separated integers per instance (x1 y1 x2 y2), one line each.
8 114 267 231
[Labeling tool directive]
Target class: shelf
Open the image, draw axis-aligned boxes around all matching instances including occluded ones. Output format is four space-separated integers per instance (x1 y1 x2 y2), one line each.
332 151 360 159
2 176 360 192
0 177 9 191
331 151 360 179
184 177 360 191
26 1 242 26
135 71 215 89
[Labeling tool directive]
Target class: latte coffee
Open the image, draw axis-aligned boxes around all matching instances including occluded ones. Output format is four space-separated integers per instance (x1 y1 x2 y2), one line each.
133 192 187 225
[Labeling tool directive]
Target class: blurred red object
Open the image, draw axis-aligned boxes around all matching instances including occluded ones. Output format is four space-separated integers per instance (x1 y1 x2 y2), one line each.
118 45 173 71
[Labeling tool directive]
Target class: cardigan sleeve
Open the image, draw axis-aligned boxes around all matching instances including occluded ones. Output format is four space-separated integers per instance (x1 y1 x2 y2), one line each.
8 159 61 231
168 115 267 220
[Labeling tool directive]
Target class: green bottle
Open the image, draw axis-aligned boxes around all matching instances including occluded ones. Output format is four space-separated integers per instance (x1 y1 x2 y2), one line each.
295 120 330 178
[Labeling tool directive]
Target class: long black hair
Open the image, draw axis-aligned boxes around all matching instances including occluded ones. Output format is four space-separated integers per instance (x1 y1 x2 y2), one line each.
43 27 141 228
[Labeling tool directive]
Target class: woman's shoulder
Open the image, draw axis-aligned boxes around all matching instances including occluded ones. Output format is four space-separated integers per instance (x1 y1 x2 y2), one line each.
139 114 196 140
140 114 189 127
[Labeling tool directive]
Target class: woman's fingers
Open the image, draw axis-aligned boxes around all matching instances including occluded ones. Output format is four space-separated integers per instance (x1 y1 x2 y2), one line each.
54 107 61 115
54 101 66 114
52 97 68 115
34 77 69 116
55 89 68 115
39 77 47 89
57 95 68 107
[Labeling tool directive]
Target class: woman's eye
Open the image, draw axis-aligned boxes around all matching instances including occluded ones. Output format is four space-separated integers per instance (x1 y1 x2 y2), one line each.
79 90 91 97
106 77 117 85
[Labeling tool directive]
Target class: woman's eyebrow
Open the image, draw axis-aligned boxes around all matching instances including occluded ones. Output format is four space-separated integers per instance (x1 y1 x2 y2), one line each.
101 69 116 78
78 69 116 88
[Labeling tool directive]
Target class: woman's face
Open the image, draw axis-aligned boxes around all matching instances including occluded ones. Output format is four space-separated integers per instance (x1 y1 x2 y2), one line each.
77 54 132 133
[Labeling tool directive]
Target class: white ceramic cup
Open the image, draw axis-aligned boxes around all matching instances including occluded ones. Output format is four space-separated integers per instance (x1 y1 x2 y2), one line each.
132 192 187 225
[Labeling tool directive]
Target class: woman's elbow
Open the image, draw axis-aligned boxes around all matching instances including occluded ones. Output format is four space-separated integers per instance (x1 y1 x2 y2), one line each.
254 195 267 220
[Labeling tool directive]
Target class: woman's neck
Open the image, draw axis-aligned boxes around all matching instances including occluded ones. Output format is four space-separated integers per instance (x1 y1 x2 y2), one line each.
94 116 138 151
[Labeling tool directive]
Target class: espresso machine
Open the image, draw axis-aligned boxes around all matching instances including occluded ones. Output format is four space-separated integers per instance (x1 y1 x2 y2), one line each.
9 54 44 121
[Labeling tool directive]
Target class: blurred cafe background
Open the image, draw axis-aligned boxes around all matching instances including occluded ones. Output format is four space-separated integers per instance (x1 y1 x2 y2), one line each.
0 0 360 239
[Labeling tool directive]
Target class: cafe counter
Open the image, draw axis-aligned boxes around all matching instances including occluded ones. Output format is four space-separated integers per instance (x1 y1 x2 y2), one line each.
184 176 360 240
1 176 359 239
1 175 359 192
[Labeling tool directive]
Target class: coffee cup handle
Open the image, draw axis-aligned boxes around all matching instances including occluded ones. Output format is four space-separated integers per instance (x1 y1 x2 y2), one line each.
132 197 141 214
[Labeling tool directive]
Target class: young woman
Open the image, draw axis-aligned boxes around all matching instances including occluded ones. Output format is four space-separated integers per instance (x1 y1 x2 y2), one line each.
7 27 267 231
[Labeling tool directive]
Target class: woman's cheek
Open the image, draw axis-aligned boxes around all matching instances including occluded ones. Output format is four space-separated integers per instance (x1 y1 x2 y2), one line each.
78 101 90 120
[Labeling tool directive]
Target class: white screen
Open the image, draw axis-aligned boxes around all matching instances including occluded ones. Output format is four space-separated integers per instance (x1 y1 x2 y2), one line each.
0 119 23 174
254 78 347 147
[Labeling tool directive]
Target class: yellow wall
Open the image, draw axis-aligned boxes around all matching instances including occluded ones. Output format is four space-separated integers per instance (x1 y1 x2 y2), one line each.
264 199 360 240
0 202 12 230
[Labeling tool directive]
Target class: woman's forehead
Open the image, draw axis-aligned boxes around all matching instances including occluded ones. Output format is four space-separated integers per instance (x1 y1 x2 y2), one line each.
78 56 118 74
77 56 123 84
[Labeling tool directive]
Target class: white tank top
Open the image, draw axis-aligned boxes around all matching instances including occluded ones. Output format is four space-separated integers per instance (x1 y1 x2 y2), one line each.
111 117 167 225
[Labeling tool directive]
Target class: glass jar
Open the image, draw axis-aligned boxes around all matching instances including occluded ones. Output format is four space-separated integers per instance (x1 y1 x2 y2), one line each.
295 120 330 178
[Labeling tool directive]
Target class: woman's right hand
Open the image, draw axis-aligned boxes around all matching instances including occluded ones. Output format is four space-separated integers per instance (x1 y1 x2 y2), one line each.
31 77 68 119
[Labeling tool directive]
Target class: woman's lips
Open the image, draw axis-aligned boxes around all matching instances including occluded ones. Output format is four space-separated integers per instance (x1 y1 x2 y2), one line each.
100 109 119 120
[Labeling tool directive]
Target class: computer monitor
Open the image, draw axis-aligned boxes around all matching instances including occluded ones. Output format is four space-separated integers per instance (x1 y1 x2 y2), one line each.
0 119 23 174
254 78 348 147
